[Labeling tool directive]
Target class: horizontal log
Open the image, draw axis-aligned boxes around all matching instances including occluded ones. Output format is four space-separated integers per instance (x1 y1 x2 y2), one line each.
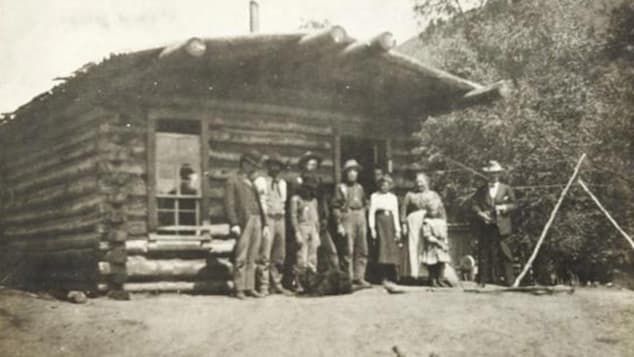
6 177 98 212
12 157 97 193
207 115 333 136
97 160 145 176
125 239 235 254
123 280 233 293
2 106 110 158
126 256 232 279
15 247 97 268
5 130 98 182
208 128 331 151
148 97 367 126
3 212 101 238
2 195 103 225
127 220 149 236
5 233 100 253
208 149 334 169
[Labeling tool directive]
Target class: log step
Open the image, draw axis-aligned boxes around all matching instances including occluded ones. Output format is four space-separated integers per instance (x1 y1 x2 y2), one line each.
123 280 233 293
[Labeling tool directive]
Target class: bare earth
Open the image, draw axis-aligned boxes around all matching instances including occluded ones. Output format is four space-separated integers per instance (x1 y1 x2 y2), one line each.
0 285 632 357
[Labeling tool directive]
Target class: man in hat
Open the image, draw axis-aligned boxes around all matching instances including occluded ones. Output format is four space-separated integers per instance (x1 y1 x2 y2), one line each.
224 150 269 299
471 160 517 286
253 153 292 295
332 159 371 287
292 151 340 272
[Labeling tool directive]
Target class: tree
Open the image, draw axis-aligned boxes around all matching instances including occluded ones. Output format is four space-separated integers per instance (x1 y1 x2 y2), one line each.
407 0 634 283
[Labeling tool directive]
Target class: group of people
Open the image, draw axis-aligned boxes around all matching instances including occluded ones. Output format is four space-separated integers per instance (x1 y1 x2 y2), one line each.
224 149 517 299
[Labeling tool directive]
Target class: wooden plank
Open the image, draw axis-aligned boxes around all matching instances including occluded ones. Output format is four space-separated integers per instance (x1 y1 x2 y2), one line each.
147 117 158 231
333 127 341 184
200 120 210 223
208 149 334 168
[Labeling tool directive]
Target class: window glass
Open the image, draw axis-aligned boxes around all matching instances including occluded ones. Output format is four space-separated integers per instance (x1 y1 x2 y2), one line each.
156 133 201 196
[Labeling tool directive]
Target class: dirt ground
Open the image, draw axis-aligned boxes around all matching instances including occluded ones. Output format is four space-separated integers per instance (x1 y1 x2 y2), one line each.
0 285 632 357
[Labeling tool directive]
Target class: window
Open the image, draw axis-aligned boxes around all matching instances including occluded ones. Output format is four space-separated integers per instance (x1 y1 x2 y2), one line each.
155 120 201 230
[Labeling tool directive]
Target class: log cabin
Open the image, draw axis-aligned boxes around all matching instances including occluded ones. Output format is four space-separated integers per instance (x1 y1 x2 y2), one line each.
0 26 503 295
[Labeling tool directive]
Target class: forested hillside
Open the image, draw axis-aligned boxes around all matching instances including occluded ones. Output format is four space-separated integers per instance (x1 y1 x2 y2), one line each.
398 0 633 283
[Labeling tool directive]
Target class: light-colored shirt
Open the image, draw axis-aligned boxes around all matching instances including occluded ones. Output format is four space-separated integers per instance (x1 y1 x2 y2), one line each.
488 182 499 200
254 175 287 216
369 192 400 234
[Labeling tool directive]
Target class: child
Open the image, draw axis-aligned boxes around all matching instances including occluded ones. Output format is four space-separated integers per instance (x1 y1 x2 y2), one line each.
420 204 451 287
290 176 321 293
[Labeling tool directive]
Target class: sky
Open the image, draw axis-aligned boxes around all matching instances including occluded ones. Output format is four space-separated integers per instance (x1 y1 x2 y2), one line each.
0 0 426 113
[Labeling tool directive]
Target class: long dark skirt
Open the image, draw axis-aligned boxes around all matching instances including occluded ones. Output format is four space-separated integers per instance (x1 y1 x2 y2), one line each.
376 212 400 265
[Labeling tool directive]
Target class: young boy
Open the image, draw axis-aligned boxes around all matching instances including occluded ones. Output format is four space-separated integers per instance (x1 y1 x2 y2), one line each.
290 176 321 293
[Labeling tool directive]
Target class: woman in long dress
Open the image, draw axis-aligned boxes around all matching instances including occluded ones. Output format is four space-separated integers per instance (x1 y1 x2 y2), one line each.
400 172 447 282
368 175 401 283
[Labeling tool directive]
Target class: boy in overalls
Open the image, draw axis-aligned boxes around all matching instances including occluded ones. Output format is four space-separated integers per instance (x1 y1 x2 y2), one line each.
290 176 321 293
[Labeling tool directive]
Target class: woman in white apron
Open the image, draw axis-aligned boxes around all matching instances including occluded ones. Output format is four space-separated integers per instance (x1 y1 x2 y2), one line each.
399 172 447 281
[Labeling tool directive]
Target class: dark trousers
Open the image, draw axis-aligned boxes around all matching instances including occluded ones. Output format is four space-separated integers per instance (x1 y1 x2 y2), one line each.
258 215 285 291
341 210 368 281
234 215 262 292
477 223 514 286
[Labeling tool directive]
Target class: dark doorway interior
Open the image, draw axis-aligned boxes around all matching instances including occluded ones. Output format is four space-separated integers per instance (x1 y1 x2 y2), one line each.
340 136 387 193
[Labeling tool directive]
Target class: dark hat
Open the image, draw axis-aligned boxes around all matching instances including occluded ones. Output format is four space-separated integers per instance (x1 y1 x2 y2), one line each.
298 151 323 169
342 159 362 173
179 163 195 179
240 150 264 168
266 153 287 168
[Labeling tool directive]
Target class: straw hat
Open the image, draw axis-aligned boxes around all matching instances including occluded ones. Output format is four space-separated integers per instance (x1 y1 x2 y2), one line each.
342 159 363 173
482 160 505 173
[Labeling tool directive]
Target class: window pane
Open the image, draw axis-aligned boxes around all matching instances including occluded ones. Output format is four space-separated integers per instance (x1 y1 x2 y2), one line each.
179 198 197 210
178 212 197 226
158 212 175 226
158 198 176 209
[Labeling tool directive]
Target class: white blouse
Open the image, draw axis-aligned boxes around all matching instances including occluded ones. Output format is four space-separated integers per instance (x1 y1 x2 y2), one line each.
369 192 400 234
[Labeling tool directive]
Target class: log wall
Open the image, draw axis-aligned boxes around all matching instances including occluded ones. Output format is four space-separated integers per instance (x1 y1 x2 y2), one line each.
0 103 114 291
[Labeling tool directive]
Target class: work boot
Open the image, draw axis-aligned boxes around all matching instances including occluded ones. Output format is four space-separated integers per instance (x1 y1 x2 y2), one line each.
245 290 264 298
271 285 293 296
354 279 372 288
234 291 247 300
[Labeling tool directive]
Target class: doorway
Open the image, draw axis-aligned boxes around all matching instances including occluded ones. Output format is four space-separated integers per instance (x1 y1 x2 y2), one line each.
340 136 387 193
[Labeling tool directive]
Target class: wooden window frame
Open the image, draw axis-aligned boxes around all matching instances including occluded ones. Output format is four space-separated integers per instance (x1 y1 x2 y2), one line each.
147 117 210 232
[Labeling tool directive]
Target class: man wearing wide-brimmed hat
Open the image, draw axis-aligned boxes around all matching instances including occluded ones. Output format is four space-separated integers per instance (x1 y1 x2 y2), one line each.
224 150 269 299
471 160 517 286
253 153 292 296
332 159 371 287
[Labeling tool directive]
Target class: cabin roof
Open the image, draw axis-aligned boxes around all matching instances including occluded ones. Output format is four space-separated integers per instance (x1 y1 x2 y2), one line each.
1 28 503 126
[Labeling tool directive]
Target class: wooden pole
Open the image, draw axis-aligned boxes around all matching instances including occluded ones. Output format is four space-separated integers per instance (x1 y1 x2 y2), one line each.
578 178 634 249
512 153 586 287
